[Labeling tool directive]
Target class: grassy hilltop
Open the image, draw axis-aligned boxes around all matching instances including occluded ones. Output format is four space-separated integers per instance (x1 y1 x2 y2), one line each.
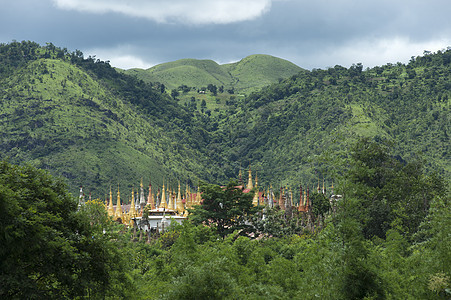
121 54 303 94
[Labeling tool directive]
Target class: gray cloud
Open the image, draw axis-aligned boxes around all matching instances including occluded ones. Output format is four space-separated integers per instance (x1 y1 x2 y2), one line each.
52 0 272 24
1 0 450 70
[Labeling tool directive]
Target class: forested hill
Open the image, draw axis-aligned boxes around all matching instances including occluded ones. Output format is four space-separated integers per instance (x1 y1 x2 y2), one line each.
216 54 450 186
0 41 226 196
0 41 449 196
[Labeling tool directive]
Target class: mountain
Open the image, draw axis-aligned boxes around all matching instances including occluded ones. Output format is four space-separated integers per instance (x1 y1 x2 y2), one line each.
0 41 224 196
0 41 449 197
121 54 303 94
216 59 450 186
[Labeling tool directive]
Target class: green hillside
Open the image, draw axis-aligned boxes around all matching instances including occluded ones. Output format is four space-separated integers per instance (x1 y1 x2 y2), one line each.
0 42 224 196
121 54 304 94
125 58 232 91
225 54 303 92
0 41 449 197
216 59 450 186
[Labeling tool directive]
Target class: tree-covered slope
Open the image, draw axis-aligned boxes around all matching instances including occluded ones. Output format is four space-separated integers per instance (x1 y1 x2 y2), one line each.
121 54 304 94
0 42 224 196
215 56 450 186
0 41 449 197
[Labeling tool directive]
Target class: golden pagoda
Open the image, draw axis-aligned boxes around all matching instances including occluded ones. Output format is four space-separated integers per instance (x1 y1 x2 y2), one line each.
195 185 202 204
147 177 155 209
129 188 137 219
167 188 173 210
176 182 184 214
107 186 115 217
115 185 123 221
185 184 192 209
247 165 253 190
252 171 259 206
160 180 167 209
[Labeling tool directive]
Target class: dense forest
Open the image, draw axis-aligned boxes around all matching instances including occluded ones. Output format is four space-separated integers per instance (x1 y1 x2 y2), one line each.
1 138 449 299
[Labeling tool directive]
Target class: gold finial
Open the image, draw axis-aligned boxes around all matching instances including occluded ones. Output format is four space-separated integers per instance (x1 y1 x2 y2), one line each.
108 185 114 217
247 164 253 190
115 183 123 220
176 181 183 214
161 179 167 209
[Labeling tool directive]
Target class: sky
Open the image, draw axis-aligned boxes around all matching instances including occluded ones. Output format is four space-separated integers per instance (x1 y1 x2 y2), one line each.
1 0 451 70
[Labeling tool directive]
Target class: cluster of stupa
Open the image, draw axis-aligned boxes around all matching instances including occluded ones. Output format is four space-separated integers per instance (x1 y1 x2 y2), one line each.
101 178 202 226
231 165 336 215
77 166 336 227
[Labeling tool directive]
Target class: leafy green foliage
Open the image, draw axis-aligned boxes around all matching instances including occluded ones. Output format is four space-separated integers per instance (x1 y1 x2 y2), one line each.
0 41 228 196
340 138 446 240
188 181 259 238
0 160 134 299
310 192 330 219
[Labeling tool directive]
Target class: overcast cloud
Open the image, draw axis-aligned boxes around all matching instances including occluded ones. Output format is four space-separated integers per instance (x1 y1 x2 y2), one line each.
1 0 450 70
52 0 272 24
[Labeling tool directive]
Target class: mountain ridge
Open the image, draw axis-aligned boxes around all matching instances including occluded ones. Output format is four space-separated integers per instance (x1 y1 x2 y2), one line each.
0 41 449 197
121 54 303 93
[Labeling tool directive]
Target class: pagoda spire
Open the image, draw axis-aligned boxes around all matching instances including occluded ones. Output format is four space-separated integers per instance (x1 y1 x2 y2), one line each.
129 188 137 218
115 184 123 220
156 187 160 208
317 177 321 193
247 164 253 190
172 189 176 210
176 182 183 214
108 186 115 216
160 180 167 209
279 186 284 209
167 187 173 210
322 177 326 194
252 171 259 206
147 177 155 209
195 185 202 204
298 184 306 212
139 177 146 208
185 183 191 209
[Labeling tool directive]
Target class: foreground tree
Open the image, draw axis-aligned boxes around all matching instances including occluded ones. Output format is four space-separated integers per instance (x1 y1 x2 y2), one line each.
0 161 133 299
188 181 260 238
341 138 446 240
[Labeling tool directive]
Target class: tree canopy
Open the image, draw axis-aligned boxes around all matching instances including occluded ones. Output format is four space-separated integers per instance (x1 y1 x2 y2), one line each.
341 138 446 240
0 161 132 299
188 181 260 238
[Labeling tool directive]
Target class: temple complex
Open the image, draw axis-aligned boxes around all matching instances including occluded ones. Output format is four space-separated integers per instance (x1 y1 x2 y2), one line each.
83 165 339 232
